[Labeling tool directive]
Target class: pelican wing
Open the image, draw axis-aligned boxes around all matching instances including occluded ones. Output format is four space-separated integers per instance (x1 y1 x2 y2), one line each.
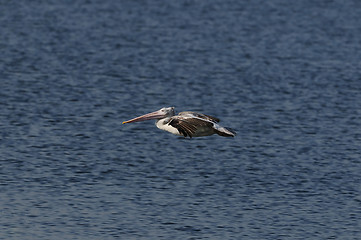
178 111 220 123
169 116 214 138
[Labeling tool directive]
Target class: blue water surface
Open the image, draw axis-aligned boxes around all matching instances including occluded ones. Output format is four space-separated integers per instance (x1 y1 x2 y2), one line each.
1 1 361 239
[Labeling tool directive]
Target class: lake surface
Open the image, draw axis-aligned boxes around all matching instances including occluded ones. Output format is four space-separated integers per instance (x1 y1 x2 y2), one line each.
1 0 361 239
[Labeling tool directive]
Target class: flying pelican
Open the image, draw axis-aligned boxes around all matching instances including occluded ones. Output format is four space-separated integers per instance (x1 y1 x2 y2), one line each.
122 107 236 138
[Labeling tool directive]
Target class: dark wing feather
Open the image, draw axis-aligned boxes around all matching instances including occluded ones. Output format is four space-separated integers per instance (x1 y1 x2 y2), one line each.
178 111 220 123
169 116 214 138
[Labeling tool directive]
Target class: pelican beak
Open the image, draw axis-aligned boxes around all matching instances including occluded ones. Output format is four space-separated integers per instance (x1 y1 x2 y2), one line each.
122 110 166 124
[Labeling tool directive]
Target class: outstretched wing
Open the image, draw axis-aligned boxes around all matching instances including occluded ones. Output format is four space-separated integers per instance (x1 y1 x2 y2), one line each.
178 111 220 123
168 116 214 138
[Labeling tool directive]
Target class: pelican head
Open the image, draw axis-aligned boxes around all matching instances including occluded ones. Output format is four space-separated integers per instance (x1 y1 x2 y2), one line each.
122 107 175 124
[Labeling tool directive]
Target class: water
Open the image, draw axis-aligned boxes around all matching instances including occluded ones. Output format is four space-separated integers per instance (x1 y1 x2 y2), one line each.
1 0 361 239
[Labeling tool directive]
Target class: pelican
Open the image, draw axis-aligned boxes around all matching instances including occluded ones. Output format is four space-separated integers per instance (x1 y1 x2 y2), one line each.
122 107 236 138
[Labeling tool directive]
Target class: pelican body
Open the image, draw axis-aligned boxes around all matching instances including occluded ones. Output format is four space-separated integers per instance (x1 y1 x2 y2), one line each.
123 107 236 138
